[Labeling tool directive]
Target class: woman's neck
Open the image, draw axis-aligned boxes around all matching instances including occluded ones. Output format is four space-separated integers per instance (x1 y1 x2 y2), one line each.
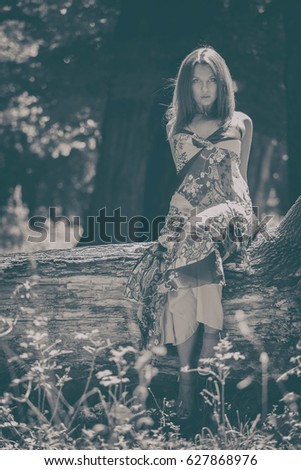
193 113 220 125
196 105 212 117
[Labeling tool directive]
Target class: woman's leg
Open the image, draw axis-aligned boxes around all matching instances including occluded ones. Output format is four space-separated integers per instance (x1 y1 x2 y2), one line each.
177 326 200 370
199 325 221 359
197 326 221 423
175 326 200 419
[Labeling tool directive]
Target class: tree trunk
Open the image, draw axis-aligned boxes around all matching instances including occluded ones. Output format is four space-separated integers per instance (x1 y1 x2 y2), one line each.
1 197 300 399
281 0 301 209
78 0 223 245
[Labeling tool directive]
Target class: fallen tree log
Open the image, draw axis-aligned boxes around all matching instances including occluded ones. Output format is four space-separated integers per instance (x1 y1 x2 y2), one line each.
0 197 300 399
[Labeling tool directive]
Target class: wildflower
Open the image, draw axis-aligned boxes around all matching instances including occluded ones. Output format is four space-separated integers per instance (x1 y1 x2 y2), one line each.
110 403 133 421
74 333 88 340
95 369 112 380
136 417 154 429
150 345 167 356
280 392 300 404
133 385 148 403
111 346 136 358
134 350 152 371
92 424 108 435
19 353 30 359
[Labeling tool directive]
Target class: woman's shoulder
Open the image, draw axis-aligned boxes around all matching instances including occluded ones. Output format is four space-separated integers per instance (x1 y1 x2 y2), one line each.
232 111 253 139
234 110 252 124
166 120 172 131
166 119 175 141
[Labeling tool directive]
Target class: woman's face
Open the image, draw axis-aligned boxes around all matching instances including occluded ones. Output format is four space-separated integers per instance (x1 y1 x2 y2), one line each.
191 63 218 111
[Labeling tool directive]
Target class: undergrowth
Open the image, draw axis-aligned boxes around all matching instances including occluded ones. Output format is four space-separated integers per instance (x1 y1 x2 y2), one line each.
0 280 300 449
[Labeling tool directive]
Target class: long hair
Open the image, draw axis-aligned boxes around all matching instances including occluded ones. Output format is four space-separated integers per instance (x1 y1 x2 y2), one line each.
166 46 235 139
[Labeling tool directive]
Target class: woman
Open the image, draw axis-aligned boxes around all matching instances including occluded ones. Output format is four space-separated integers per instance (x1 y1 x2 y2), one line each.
124 46 254 421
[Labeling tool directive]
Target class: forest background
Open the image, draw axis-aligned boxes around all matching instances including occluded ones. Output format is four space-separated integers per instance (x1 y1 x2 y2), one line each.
0 0 300 253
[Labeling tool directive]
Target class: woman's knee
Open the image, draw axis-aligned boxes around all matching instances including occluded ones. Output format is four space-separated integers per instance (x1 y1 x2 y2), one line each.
204 325 220 334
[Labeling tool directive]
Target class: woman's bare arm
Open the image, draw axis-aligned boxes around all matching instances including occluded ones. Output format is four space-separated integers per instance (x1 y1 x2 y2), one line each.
166 122 175 161
237 112 253 183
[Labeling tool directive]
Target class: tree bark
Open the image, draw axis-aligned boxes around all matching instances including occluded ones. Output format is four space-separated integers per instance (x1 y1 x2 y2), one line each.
281 0 301 209
1 197 300 398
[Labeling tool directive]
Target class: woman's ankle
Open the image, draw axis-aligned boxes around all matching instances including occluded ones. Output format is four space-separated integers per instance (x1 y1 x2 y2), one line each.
176 371 197 419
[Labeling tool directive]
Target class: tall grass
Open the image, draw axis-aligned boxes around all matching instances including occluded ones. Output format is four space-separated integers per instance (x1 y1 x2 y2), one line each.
0 281 300 449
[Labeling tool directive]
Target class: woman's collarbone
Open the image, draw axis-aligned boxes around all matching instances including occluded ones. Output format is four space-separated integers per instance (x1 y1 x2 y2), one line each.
189 117 222 138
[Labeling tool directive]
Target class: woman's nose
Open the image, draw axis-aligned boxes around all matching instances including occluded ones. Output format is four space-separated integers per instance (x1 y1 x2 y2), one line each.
201 82 208 92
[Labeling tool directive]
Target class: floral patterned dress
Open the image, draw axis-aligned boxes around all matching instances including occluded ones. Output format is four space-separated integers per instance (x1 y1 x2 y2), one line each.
123 116 253 348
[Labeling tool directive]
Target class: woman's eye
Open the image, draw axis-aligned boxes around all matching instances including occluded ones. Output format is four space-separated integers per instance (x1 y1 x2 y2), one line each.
210 77 216 82
192 78 199 83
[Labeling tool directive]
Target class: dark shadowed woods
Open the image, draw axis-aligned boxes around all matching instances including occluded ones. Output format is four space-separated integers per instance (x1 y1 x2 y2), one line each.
78 0 300 246
1 0 300 253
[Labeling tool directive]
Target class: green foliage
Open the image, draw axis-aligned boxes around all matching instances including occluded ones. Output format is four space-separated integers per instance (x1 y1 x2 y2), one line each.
0 184 83 254
0 0 120 217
